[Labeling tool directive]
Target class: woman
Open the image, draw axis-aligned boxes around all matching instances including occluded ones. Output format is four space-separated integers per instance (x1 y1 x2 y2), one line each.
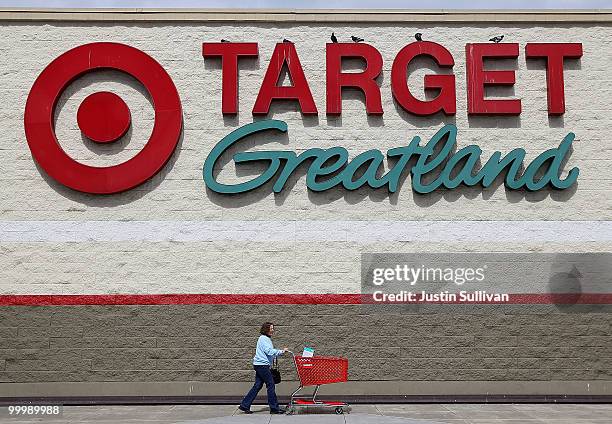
238 322 288 414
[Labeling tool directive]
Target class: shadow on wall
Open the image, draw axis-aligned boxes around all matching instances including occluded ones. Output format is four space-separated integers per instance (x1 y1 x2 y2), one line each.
34 130 184 208
203 50 579 207
31 22 582 207
33 68 184 207
205 124 579 208
203 51 259 119
38 102 578 208
206 160 579 209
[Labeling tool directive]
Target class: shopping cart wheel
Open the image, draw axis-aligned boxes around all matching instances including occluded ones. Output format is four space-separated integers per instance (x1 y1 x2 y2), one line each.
286 406 295 415
335 407 344 414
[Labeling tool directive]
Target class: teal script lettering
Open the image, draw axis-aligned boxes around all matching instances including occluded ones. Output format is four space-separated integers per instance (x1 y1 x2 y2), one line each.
202 120 579 195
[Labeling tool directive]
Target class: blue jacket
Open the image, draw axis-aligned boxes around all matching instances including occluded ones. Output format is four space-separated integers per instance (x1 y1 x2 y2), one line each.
253 335 284 366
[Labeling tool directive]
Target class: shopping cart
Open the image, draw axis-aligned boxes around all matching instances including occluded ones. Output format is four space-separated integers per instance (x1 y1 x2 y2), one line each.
286 352 350 415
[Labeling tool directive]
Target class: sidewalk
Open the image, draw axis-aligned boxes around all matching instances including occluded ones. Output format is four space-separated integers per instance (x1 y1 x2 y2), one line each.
2 404 611 423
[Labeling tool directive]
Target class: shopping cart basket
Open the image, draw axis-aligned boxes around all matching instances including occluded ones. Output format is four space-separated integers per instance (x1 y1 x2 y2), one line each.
286 352 350 415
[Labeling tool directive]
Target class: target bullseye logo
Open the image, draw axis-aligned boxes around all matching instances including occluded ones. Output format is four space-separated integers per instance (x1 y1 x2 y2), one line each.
24 42 182 194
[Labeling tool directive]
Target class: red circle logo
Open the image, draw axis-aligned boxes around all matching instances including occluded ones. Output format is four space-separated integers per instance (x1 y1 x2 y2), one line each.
24 42 182 194
77 91 132 144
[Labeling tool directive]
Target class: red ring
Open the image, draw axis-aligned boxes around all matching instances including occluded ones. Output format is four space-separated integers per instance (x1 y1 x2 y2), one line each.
24 43 182 194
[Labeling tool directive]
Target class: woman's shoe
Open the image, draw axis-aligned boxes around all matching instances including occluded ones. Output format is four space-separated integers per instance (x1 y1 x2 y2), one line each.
270 408 285 414
238 406 253 414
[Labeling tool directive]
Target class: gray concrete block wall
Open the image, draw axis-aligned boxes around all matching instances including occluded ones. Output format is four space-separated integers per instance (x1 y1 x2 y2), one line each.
0 305 611 391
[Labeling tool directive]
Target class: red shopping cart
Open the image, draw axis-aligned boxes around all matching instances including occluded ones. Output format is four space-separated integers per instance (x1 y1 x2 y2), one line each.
286 352 350 415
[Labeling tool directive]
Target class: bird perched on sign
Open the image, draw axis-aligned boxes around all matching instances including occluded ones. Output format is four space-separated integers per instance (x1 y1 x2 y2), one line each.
414 33 423 41
283 38 293 43
331 32 338 43
489 35 504 43
221 39 230 43
351 35 364 42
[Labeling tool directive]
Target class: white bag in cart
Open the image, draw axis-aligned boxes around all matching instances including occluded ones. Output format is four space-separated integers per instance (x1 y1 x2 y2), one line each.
302 347 314 358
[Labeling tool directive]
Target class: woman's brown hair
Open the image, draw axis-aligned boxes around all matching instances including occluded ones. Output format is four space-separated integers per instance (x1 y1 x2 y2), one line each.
260 322 274 336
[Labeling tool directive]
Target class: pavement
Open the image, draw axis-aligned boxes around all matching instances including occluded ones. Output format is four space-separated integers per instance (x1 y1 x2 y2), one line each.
2 403 612 423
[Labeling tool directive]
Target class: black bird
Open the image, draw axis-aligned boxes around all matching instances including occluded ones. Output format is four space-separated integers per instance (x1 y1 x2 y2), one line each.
283 38 293 43
221 39 230 43
331 32 338 43
414 33 422 41
351 35 364 43
489 35 504 43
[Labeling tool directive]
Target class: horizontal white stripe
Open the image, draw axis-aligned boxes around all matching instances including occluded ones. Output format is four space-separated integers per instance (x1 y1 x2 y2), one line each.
0 221 610 243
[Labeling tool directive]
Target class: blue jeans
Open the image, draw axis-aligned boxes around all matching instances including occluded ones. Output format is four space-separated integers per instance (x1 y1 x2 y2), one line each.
240 365 279 411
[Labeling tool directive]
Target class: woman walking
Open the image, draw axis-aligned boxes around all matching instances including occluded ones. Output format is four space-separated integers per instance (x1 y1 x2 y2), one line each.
239 322 288 414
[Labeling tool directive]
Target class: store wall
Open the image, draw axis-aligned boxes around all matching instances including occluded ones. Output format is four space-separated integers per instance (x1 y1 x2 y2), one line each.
0 12 611 398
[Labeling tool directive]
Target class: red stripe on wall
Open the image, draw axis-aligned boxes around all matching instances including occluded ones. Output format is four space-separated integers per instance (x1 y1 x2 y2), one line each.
0 293 611 306
0 294 362 306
